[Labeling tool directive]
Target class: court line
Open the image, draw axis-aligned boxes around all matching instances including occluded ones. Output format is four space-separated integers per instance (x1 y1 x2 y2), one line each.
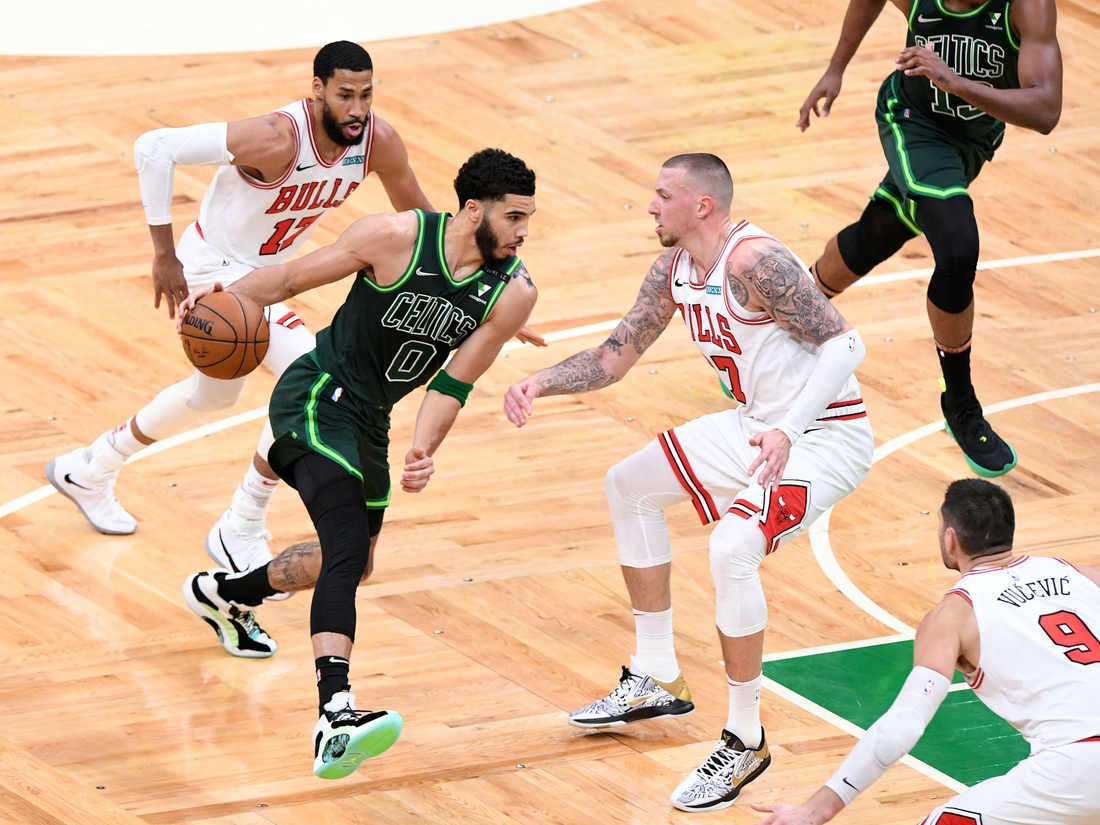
810 381 1100 638
762 675 968 794
853 247 1100 288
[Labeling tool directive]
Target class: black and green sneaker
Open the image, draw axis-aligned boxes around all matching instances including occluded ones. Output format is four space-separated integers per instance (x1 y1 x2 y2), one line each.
941 394 1018 478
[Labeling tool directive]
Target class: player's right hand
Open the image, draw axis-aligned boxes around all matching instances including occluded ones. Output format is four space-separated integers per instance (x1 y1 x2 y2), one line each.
152 253 190 319
175 282 223 334
797 70 843 132
504 378 541 427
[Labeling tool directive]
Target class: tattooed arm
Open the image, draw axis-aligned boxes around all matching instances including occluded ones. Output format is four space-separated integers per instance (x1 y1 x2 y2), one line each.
503 250 679 427
731 241 851 344
730 240 866 487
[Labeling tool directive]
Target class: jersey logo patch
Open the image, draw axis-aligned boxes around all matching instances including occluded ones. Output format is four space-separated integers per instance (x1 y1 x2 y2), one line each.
342 155 365 166
917 13 942 22
331 387 344 403
415 266 437 277
477 282 492 296
706 284 722 295
989 11 1001 24
296 163 317 172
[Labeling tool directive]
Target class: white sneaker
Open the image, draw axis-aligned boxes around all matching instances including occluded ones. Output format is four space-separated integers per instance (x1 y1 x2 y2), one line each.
204 510 291 601
568 664 694 728
669 728 771 811
46 448 136 535
313 691 402 780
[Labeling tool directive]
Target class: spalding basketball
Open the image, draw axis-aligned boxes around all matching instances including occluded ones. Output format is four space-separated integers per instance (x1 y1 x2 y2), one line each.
180 291 270 380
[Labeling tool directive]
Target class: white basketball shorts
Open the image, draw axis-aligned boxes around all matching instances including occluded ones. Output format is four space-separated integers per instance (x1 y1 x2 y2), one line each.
658 407 873 552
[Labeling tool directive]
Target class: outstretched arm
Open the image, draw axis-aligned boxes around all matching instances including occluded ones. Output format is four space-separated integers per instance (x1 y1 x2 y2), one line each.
798 0 896 131
895 0 1061 134
752 599 964 824
176 212 412 328
503 250 679 427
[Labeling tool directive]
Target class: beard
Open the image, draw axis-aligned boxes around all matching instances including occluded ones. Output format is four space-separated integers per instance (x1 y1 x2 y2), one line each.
475 216 512 268
320 100 367 147
656 226 680 248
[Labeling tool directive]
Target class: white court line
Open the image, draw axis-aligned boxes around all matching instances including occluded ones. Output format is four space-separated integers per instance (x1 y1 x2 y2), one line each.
811 380 1100 639
853 247 1100 288
762 675 968 794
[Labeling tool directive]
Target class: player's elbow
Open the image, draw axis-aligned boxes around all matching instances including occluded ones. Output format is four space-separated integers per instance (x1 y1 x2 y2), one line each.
1036 106 1060 135
133 128 168 171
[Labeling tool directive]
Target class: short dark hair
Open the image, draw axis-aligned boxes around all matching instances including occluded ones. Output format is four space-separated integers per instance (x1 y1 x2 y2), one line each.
314 41 373 83
663 153 733 210
941 479 1015 557
454 148 536 210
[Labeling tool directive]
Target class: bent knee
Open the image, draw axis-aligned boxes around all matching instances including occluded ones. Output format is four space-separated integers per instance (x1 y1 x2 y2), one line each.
184 372 245 411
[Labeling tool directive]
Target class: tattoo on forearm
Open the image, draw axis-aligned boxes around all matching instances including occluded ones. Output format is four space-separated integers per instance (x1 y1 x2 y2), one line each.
268 541 320 591
535 251 677 395
739 246 847 345
938 73 950 84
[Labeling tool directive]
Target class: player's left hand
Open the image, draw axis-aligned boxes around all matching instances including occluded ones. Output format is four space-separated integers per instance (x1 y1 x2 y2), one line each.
514 326 547 347
748 429 791 488
896 45 957 92
401 446 434 493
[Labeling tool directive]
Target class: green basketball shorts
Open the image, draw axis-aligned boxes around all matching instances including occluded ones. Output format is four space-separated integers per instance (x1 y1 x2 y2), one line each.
871 74 1000 233
267 352 392 509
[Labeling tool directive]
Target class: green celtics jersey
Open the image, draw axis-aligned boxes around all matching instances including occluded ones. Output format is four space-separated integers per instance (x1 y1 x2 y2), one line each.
897 0 1020 143
313 210 520 408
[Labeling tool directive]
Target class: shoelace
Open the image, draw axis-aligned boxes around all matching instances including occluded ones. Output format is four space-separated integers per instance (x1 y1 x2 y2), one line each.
237 611 265 639
695 744 745 781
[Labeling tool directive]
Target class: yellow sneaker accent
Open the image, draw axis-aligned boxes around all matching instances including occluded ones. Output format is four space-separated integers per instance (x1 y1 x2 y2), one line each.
653 673 692 702
938 377 947 392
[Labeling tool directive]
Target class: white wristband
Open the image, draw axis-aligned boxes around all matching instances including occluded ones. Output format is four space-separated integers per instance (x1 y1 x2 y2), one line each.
823 666 949 806
134 122 233 225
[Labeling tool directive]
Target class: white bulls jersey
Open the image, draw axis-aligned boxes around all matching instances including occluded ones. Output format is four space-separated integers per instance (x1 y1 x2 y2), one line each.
668 221 865 428
948 556 1100 753
193 99 373 269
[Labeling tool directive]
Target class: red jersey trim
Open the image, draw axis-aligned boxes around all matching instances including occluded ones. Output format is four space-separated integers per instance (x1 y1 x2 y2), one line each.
659 429 719 525
722 232 801 326
363 111 375 176
947 588 973 606
194 221 206 241
235 110 298 190
1056 558 1083 573
1076 736 1100 744
303 99 351 168
963 556 1030 577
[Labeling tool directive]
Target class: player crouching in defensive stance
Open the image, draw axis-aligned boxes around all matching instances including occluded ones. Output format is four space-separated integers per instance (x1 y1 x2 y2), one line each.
177 149 539 779
754 479 1100 825
504 153 874 811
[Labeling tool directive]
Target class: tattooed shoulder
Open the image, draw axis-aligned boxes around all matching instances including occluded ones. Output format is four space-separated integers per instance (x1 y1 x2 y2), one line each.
513 262 535 290
739 242 848 346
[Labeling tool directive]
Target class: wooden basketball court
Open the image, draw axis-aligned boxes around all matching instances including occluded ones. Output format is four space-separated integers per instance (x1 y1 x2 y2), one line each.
1 0 1099 821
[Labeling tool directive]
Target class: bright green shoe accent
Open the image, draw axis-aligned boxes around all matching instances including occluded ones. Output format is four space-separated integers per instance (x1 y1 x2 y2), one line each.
943 419 1019 478
313 712 403 780
937 377 947 393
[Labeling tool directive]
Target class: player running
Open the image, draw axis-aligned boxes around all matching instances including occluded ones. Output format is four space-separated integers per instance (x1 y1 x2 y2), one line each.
46 41 542 573
799 0 1062 478
177 148 539 779
504 154 874 812
755 478 1100 825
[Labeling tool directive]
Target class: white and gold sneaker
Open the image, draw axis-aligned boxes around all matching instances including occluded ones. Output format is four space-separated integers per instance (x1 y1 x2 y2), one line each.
670 728 771 811
568 662 694 728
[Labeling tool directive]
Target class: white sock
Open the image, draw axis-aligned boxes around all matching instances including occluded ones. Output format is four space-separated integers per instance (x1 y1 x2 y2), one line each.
632 607 679 682
86 421 144 477
726 674 762 749
226 463 279 534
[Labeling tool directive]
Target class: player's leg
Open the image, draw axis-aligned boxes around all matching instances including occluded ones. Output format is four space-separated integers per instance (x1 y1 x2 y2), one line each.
813 187 919 297
670 510 772 812
567 438 696 728
47 369 246 535
47 231 252 534
206 304 317 574
916 194 1016 477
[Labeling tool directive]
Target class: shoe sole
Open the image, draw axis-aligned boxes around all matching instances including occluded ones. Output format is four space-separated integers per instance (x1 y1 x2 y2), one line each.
669 756 771 812
45 459 136 536
313 712 403 780
568 701 695 728
943 420 1019 478
204 530 292 602
182 575 275 659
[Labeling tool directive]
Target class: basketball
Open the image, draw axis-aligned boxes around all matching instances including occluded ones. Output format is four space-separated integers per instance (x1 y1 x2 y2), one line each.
180 291 269 380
